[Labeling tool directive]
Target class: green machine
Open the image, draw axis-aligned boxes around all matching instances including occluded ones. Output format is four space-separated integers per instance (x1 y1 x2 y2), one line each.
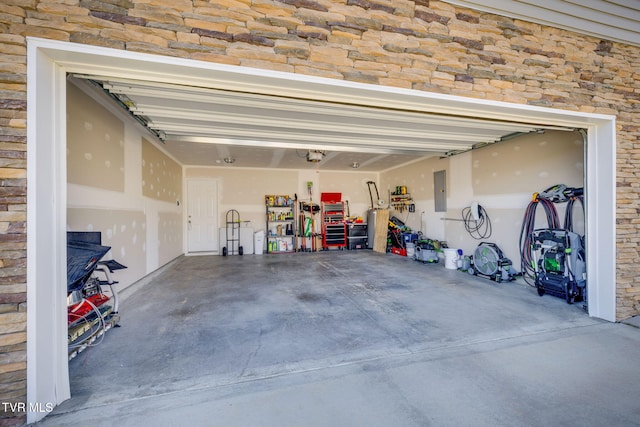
531 229 586 304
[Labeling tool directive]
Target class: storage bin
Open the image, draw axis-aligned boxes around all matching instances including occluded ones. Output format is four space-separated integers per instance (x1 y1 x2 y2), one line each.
403 232 419 243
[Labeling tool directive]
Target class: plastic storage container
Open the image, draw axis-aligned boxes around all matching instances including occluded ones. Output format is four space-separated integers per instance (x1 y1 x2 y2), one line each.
443 248 459 269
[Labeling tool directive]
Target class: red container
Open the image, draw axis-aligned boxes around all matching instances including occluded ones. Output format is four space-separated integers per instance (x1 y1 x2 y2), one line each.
391 247 407 256
321 192 342 202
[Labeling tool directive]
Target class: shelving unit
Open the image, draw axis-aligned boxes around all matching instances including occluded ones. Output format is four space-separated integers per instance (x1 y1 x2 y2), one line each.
265 195 296 253
321 200 346 250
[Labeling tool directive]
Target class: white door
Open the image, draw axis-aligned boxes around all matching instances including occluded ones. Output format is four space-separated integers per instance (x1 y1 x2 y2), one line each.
187 179 219 253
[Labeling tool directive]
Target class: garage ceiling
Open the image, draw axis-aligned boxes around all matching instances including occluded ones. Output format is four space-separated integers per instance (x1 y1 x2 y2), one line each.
75 76 568 172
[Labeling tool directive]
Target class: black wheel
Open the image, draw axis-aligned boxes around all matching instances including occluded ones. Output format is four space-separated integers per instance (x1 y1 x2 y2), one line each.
239 246 243 256
565 283 575 304
536 283 545 296
222 246 227 256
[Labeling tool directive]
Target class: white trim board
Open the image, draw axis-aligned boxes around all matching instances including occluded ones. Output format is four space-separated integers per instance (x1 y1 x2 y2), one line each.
26 38 616 422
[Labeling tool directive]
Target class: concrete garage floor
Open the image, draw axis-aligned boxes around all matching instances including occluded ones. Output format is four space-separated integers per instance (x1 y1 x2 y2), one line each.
40 251 640 426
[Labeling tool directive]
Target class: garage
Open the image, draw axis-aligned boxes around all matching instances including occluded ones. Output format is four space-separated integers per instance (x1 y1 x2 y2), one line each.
26 38 617 423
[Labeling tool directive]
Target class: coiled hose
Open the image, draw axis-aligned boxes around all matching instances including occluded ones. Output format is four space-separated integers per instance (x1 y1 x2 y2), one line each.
518 196 560 284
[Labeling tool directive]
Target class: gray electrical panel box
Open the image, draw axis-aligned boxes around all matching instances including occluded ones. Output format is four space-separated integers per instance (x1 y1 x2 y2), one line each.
434 170 446 212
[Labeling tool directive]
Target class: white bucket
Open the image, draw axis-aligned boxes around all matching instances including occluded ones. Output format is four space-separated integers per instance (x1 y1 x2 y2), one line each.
443 248 459 270
406 242 415 259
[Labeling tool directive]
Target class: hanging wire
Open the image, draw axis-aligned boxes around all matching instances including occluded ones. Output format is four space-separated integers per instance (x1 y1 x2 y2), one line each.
461 204 492 239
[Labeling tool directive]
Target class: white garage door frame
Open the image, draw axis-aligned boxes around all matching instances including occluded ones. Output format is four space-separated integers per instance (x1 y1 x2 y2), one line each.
25 37 616 423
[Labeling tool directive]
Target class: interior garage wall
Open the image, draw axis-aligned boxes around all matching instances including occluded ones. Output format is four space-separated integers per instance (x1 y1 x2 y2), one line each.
314 171 377 219
186 167 297 232
66 80 183 291
381 155 449 240
141 137 182 204
66 83 125 192
381 131 585 266
185 167 377 239
67 208 147 287
158 212 182 266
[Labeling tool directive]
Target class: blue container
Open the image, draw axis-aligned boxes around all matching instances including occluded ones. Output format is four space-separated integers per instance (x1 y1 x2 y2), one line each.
403 233 419 243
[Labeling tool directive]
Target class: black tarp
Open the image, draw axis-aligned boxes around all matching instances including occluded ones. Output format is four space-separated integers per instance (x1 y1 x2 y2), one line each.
67 241 111 293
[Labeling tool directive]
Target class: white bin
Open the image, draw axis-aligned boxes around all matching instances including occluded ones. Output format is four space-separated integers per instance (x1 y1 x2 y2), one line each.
254 230 265 255
443 248 459 270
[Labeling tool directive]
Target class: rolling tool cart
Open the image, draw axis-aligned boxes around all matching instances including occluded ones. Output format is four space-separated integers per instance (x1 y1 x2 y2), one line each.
321 193 346 250
223 209 243 256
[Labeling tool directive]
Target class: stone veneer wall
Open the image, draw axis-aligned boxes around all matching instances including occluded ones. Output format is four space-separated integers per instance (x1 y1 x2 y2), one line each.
0 0 639 424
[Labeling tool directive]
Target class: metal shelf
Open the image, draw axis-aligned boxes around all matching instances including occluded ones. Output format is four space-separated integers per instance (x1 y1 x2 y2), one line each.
266 195 296 253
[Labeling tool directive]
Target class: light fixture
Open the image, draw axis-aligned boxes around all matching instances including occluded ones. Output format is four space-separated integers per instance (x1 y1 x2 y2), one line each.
223 157 235 164
306 150 324 163
351 162 360 169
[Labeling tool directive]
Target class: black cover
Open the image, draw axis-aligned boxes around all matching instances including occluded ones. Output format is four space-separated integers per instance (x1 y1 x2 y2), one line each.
67 231 102 245
67 241 111 292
